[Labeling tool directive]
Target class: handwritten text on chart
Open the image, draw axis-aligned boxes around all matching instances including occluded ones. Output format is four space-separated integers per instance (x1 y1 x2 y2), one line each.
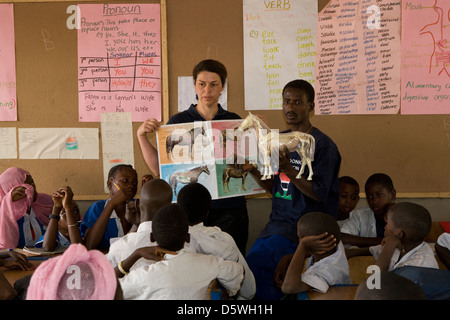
243 0 317 110
0 4 17 121
77 4 161 122
315 0 401 115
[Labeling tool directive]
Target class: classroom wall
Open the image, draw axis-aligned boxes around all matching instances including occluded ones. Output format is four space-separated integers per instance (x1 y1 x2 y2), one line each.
1 0 449 231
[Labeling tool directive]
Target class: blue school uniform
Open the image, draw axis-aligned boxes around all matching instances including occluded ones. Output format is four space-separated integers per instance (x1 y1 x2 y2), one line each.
16 210 46 248
34 232 71 249
80 199 124 249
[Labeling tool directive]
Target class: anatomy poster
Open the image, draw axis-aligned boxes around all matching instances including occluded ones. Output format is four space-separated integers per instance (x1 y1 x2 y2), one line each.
0 4 17 121
78 4 161 122
401 0 450 114
156 120 264 202
315 0 401 114
243 0 317 110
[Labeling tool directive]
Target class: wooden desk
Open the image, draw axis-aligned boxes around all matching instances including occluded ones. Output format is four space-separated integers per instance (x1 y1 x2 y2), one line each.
308 285 358 300
425 222 445 243
348 256 376 284
3 259 44 286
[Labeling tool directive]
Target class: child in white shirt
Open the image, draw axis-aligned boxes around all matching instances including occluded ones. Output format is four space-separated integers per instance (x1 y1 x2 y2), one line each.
117 203 244 300
281 212 351 294
370 202 438 271
106 179 173 271
340 173 396 248
436 232 450 269
177 182 255 300
337 176 360 228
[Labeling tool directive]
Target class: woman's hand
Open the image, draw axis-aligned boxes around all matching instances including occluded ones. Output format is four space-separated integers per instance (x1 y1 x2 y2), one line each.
137 118 161 136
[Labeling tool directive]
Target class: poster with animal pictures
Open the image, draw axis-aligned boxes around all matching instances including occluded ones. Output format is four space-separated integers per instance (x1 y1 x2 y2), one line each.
156 120 265 202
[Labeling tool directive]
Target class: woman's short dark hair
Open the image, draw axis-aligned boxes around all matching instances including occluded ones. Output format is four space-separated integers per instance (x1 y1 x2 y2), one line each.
193 59 228 86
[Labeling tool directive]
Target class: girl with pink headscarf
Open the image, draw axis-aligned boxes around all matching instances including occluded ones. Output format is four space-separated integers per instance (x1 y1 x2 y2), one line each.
26 243 121 300
0 167 52 248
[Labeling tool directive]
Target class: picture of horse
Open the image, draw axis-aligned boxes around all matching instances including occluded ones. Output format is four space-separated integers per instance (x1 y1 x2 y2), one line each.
165 126 206 161
168 165 210 197
157 120 266 201
222 164 253 193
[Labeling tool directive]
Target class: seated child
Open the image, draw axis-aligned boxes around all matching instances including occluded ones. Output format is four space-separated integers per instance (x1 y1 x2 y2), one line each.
281 212 351 294
0 167 52 248
177 182 239 261
26 243 122 300
341 173 396 248
124 174 153 234
81 164 138 250
118 203 244 300
354 270 426 300
370 202 438 271
35 186 82 251
107 178 173 271
337 176 360 227
177 182 256 300
435 232 450 269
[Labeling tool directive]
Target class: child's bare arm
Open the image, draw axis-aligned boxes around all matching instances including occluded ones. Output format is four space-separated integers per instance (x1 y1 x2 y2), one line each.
435 243 450 270
84 190 127 250
341 232 382 247
274 254 294 288
282 233 336 294
42 190 64 251
281 243 311 294
114 246 175 278
61 187 83 245
345 247 371 259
